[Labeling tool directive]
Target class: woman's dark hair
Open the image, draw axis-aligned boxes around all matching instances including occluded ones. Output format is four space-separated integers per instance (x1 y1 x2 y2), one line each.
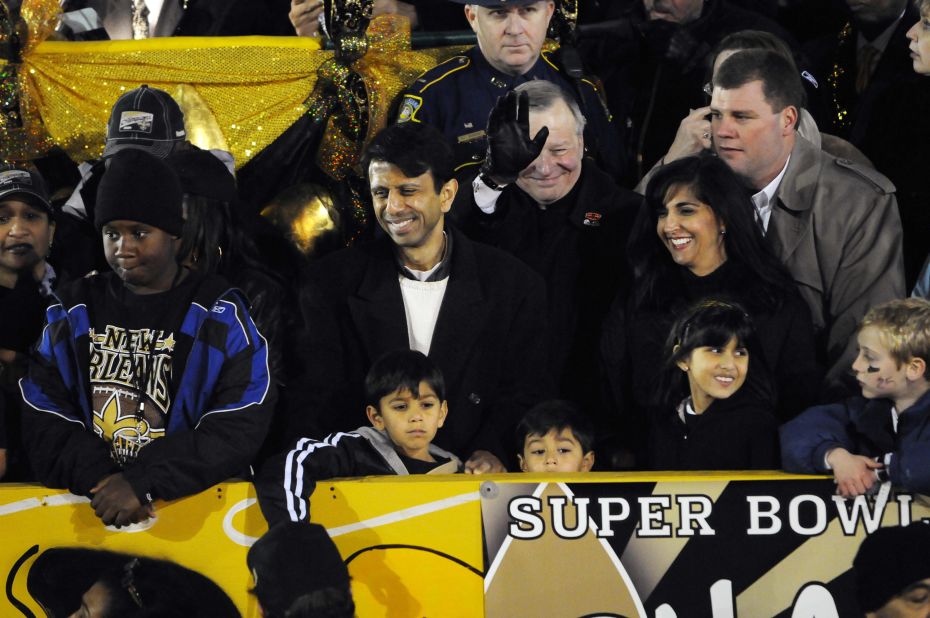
628 153 796 312
654 299 757 409
65 556 239 618
28 549 236 618
178 194 281 283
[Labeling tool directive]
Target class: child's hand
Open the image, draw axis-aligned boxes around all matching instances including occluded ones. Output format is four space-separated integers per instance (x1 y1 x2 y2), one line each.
464 450 505 475
826 448 884 498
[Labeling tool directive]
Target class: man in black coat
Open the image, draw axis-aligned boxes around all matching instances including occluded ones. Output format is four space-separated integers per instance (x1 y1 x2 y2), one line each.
451 81 641 432
291 122 549 472
804 0 916 148
581 0 794 183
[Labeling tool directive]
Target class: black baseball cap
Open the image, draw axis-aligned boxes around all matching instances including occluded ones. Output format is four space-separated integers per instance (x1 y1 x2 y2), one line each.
0 164 53 214
103 85 187 159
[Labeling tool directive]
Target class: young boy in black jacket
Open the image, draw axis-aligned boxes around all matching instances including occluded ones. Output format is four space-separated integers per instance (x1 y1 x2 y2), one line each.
20 149 274 528
257 350 461 525
781 298 930 497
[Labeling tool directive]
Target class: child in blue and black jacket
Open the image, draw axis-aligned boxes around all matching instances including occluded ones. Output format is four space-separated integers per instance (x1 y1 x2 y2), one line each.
20 149 275 528
257 349 462 526
781 299 930 497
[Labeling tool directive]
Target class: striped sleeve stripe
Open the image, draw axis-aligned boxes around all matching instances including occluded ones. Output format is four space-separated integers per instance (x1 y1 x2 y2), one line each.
284 432 356 522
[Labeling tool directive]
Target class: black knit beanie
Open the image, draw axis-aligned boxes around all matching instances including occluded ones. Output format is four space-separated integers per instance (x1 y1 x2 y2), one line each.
95 148 184 236
853 523 930 612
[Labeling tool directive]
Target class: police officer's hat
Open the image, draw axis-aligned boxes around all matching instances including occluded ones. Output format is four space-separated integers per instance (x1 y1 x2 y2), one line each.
448 0 543 5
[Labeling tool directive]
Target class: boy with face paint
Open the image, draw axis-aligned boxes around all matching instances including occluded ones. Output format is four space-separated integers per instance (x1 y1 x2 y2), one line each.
781 299 930 497
20 149 275 528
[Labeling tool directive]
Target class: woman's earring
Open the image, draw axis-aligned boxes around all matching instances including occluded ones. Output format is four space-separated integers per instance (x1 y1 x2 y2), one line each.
720 228 726 236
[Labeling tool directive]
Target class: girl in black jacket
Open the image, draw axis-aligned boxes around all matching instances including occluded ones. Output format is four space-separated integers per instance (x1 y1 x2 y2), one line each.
649 299 779 471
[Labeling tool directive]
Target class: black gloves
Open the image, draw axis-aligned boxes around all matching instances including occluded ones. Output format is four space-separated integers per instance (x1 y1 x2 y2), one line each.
480 90 549 186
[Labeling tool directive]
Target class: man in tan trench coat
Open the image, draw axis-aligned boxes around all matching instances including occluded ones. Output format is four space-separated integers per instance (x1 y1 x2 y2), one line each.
643 48 904 398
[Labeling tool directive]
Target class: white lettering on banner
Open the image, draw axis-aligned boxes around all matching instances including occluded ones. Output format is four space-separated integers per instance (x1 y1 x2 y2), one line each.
676 495 715 537
709 579 735 618
832 494 888 535
898 494 913 525
508 496 544 539
747 496 783 535
789 495 828 536
506 493 915 541
549 496 589 539
596 498 630 539
746 493 913 537
653 579 841 617
789 584 841 618
637 496 672 537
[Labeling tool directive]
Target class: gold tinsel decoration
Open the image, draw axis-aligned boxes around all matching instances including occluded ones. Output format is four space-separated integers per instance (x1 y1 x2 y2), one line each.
827 22 853 131
0 1 466 178
0 0 58 162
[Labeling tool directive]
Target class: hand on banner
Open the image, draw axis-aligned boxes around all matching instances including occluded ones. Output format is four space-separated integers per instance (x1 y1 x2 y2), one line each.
464 450 505 474
91 473 153 527
827 448 883 497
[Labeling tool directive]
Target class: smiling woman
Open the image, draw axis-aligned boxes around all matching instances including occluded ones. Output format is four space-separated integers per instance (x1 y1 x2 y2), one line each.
601 154 821 466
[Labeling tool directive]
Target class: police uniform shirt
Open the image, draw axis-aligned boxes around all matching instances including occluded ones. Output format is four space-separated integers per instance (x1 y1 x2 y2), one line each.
397 46 621 176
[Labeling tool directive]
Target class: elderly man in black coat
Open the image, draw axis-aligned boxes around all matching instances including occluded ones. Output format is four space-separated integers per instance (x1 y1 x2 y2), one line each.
451 80 642 445
290 122 550 473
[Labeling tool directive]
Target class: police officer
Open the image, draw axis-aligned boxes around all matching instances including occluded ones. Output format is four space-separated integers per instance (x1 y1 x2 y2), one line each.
396 0 623 178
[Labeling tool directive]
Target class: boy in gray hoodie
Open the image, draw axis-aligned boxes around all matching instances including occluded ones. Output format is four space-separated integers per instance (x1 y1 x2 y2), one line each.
257 349 461 524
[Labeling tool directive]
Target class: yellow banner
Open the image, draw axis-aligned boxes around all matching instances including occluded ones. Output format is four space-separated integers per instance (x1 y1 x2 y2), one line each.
1 473 916 617
0 477 484 617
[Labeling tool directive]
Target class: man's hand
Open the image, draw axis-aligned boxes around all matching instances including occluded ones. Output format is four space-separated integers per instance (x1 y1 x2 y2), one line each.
664 106 712 163
480 90 550 186
90 473 152 527
826 448 883 498
464 450 506 475
373 0 419 27
290 0 324 37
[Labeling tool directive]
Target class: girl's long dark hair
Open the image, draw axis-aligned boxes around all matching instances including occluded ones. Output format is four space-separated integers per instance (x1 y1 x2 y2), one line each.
654 298 760 410
629 153 796 313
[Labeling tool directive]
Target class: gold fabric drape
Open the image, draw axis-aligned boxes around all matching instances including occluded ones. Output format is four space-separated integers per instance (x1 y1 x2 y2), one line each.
2 0 465 178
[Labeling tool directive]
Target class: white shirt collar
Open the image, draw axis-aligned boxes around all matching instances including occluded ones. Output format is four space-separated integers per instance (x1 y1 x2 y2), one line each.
751 155 791 232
